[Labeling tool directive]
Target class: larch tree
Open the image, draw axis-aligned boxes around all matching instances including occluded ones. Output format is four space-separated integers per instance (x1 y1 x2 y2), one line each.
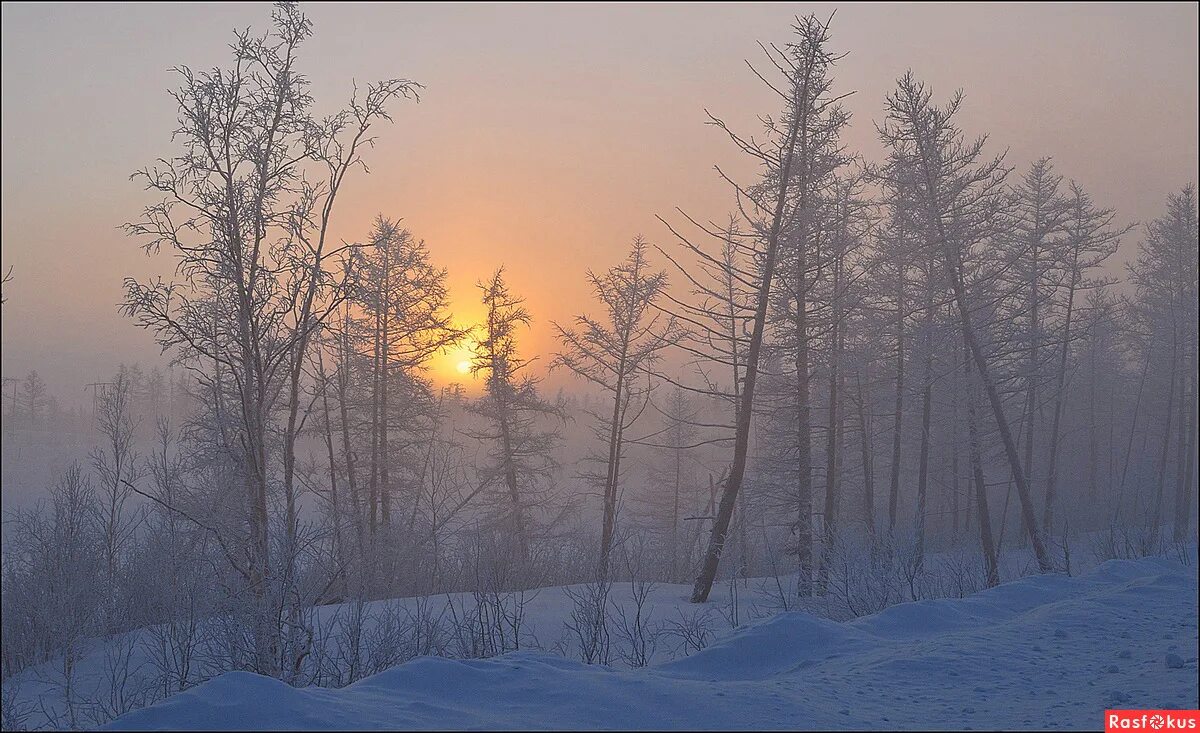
1129 186 1198 539
469 267 563 567
1009 158 1068 539
353 217 461 539
20 371 47 430
553 237 680 580
120 3 417 674
876 72 1054 573
665 14 850 603
1041 181 1128 531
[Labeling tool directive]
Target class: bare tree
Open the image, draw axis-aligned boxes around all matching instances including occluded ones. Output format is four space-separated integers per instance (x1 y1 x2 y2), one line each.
664 14 850 603
469 268 563 567
91 367 144 609
1129 186 1198 538
1041 182 1128 530
877 73 1053 572
554 237 680 579
121 3 417 674
19 371 47 430
1008 159 1068 540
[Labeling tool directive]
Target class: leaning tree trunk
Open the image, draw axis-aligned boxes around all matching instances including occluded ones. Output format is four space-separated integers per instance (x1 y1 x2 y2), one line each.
598 355 631 581
965 340 1000 587
911 136 1053 573
690 50 813 603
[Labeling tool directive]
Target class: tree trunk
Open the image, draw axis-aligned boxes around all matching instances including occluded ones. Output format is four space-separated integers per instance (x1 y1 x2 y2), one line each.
965 340 1000 587
911 135 1053 573
889 256 906 531
1088 333 1098 502
337 309 364 562
599 354 631 580
498 397 529 564
1043 263 1078 532
1174 347 1198 541
855 369 875 533
819 236 844 594
690 44 814 602
671 439 682 579
318 356 345 597
914 261 935 569
1020 237 1040 544
1152 325 1178 530
379 248 392 530
367 299 381 538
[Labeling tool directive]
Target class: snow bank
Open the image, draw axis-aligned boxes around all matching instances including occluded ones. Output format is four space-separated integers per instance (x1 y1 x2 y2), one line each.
104 556 1198 731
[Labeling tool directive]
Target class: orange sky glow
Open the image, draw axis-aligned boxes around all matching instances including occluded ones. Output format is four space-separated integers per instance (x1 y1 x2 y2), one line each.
2 3 1197 403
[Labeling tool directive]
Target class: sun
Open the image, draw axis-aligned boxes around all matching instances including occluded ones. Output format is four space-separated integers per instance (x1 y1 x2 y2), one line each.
437 314 481 384
439 333 480 383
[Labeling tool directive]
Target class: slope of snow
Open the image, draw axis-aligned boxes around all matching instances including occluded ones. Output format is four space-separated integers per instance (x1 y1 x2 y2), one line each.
3 574 781 730
105 557 1198 731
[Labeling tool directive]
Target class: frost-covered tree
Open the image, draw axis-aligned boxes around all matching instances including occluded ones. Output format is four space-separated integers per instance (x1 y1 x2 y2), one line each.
1040 182 1128 531
554 237 680 579
876 73 1053 573
19 370 47 429
1128 186 1198 539
660 14 851 603
120 3 417 674
469 268 564 567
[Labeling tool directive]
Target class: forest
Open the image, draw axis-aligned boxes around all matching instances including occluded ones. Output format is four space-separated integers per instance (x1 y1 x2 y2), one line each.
0 4 1196 731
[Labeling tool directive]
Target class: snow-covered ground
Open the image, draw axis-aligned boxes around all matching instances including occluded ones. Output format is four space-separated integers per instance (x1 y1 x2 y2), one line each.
95 556 1197 731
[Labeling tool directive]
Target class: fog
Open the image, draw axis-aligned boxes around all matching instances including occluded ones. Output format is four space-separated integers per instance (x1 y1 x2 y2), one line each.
1 4 1196 731
2 3 1196 403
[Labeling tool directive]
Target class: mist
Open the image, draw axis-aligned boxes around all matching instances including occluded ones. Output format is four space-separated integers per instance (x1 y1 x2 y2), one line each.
1 3 1197 731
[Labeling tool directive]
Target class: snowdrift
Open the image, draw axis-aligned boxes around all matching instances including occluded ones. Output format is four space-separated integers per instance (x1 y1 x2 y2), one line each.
105 557 1198 731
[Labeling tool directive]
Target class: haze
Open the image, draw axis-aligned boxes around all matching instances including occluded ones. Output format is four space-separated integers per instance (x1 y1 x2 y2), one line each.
2 2 1197 402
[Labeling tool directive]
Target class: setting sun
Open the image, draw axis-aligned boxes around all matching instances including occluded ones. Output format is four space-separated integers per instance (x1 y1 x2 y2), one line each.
437 329 480 384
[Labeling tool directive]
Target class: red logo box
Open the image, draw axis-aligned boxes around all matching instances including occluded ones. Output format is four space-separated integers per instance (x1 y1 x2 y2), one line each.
1106 710 1200 731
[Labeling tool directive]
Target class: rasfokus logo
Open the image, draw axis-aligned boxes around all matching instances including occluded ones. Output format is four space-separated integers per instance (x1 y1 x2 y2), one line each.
1106 710 1200 731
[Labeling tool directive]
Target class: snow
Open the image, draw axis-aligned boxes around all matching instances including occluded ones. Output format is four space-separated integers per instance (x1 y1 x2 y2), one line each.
99 556 1198 731
3 574 777 730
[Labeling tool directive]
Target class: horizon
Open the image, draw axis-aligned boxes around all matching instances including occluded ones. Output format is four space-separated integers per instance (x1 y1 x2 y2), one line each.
2 2 1197 405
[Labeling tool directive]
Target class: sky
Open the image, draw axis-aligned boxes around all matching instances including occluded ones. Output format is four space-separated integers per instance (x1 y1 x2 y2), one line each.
2 2 1197 404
